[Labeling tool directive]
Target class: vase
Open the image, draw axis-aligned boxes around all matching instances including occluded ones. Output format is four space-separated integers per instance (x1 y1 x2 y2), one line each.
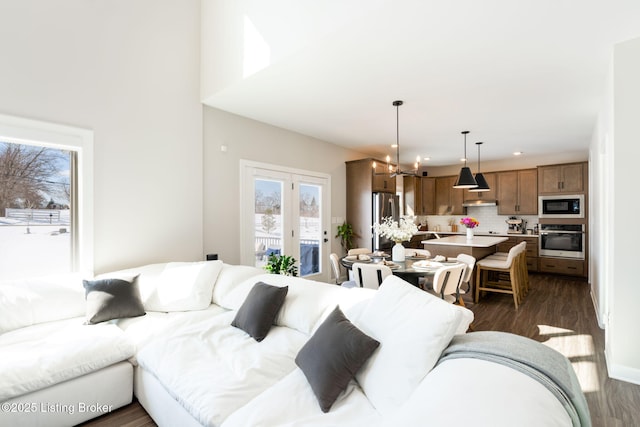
392 242 405 262
466 227 474 240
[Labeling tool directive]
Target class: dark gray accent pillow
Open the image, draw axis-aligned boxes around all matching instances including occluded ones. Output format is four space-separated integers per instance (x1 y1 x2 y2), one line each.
83 276 146 325
231 281 288 342
295 305 380 413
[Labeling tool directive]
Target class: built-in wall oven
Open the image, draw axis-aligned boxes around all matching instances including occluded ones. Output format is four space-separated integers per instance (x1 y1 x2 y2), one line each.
539 224 585 259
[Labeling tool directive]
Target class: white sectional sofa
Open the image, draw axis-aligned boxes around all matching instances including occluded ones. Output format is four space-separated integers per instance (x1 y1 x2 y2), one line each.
0 261 591 427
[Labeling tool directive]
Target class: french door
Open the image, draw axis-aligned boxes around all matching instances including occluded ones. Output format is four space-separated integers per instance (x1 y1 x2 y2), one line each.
240 160 330 281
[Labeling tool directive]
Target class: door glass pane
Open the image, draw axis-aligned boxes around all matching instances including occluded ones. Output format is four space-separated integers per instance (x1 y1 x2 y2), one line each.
299 183 320 276
0 142 72 279
254 178 283 268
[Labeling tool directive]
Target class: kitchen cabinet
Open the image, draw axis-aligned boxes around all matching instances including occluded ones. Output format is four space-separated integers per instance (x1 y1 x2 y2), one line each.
403 176 420 216
538 162 585 194
346 158 398 250
463 172 497 203
404 176 436 215
435 176 464 215
420 177 436 215
539 257 584 276
497 169 537 215
371 161 396 192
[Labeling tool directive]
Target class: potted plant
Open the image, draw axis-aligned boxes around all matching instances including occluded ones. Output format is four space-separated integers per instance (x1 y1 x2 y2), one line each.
264 254 298 276
335 222 355 254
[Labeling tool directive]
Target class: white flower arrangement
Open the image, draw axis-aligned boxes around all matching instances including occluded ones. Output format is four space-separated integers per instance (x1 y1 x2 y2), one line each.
373 216 418 243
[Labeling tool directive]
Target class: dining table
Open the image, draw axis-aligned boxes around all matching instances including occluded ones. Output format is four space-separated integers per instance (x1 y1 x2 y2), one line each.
340 254 461 287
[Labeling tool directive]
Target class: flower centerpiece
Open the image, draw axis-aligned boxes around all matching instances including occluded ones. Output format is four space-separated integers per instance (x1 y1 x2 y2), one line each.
372 216 418 262
460 217 479 240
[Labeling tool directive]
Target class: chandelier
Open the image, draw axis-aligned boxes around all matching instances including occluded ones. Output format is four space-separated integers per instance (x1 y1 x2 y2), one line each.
373 100 420 177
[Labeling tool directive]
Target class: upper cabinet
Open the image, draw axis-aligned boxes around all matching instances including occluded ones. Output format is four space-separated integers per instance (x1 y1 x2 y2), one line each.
497 169 538 215
538 162 585 194
435 176 464 215
404 176 436 216
403 176 420 216
371 161 396 193
463 172 498 202
420 177 436 215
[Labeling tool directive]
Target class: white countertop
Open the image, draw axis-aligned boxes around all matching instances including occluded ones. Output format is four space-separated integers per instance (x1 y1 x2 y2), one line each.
421 235 509 247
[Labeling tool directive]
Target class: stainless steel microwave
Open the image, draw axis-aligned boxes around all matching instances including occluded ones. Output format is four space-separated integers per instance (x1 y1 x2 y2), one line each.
538 194 584 218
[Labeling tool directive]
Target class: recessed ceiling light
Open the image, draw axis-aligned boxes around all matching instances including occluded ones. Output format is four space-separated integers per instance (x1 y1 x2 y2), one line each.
422 157 430 161
391 144 398 148
513 151 523 156
460 158 467 162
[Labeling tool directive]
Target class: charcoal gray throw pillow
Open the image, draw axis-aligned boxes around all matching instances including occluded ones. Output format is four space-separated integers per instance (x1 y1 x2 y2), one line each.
295 305 380 413
83 276 146 324
231 281 288 342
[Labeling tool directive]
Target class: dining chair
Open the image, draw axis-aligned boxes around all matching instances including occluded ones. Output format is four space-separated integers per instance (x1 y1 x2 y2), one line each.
405 248 432 289
454 254 476 307
351 262 393 290
348 248 371 256
404 248 431 258
329 253 357 288
430 263 466 304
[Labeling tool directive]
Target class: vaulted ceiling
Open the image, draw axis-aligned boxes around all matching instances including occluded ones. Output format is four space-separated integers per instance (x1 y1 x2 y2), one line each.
203 0 640 166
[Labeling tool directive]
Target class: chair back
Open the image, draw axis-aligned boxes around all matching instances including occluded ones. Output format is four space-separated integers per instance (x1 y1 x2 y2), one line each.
404 248 431 258
432 264 466 300
348 248 371 256
456 254 476 285
329 253 342 284
505 242 525 266
352 262 393 290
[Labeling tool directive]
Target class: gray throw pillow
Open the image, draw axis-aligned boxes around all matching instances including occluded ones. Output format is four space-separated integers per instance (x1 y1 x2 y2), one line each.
231 281 288 342
83 276 146 324
295 305 380 413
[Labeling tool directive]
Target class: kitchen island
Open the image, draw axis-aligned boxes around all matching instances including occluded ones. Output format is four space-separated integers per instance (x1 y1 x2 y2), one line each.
421 235 509 260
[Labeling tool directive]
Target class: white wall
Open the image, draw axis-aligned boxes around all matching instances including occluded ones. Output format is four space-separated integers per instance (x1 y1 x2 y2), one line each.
607 36 640 383
202 107 369 265
0 0 204 273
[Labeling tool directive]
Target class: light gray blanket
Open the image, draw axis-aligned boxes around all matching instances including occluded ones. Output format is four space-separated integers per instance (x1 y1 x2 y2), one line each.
438 331 591 427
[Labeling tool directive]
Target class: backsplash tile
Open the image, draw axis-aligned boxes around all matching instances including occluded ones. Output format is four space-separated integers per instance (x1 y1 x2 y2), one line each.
416 206 538 235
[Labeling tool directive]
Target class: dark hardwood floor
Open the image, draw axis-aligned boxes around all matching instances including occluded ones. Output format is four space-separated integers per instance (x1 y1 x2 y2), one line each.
470 273 640 427
78 273 640 427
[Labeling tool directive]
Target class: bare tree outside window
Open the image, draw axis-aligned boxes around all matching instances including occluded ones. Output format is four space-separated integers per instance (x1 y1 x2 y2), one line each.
0 142 70 212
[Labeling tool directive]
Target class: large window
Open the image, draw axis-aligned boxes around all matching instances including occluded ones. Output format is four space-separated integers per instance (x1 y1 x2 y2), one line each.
0 114 93 279
0 142 72 278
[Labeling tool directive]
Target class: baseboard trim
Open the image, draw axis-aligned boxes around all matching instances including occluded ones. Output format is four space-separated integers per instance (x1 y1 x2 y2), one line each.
589 284 606 329
605 349 640 385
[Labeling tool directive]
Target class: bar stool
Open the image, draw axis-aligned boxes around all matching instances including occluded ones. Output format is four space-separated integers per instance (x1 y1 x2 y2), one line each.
484 242 529 299
475 244 524 309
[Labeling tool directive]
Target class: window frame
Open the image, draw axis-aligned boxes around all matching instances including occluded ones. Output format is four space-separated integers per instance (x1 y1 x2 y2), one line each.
0 113 94 275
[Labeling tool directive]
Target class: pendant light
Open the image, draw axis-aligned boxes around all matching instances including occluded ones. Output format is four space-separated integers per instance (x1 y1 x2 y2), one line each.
453 131 478 189
469 141 490 192
372 100 420 177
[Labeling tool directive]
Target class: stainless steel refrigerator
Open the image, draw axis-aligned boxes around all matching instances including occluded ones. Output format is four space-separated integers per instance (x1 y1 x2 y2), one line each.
372 192 400 252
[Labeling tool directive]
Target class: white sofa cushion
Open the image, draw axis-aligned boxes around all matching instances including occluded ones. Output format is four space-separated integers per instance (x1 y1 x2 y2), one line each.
136 311 309 427
0 273 85 334
212 264 264 308
100 261 223 312
224 273 358 335
0 317 135 401
353 275 463 415
221 369 382 427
